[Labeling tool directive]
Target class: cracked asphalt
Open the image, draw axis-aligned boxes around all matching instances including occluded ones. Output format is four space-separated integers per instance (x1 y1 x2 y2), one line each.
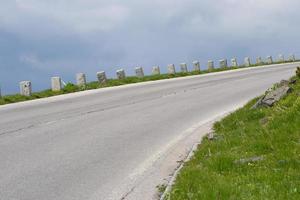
0 63 298 200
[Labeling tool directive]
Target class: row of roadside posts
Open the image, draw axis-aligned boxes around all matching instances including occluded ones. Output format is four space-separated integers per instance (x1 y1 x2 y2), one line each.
1 54 296 97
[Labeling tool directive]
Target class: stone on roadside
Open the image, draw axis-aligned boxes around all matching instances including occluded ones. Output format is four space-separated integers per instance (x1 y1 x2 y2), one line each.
252 80 292 108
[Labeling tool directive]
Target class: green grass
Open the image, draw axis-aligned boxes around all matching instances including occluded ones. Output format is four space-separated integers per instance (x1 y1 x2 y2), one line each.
166 76 300 200
0 60 298 106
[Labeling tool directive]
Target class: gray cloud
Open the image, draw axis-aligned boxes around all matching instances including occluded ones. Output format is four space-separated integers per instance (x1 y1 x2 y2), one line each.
0 0 300 94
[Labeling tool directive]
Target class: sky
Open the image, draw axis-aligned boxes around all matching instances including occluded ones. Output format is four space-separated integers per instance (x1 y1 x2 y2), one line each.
0 0 300 94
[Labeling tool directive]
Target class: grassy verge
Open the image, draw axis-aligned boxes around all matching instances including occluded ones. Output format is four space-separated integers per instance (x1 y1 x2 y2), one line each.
166 75 300 199
0 60 298 106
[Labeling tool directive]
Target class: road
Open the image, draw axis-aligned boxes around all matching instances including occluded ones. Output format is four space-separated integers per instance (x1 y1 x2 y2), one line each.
0 63 298 200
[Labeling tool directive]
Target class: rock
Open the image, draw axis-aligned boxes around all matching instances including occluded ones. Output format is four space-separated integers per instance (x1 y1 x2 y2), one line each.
278 80 289 87
235 156 264 164
289 79 297 84
296 67 300 78
207 132 215 140
252 81 292 109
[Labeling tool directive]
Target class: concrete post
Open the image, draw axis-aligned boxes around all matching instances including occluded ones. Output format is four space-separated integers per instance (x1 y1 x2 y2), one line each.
167 64 176 75
152 66 160 75
278 54 285 62
256 57 263 65
116 69 126 79
192 61 201 72
231 58 238 67
288 54 296 62
97 71 107 84
266 56 273 64
219 59 228 68
135 67 144 78
51 77 62 92
208 60 214 71
244 57 251 67
20 81 32 96
76 73 86 86
180 63 188 73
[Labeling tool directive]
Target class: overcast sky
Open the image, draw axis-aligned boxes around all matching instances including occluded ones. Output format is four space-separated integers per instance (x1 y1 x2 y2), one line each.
0 0 299 94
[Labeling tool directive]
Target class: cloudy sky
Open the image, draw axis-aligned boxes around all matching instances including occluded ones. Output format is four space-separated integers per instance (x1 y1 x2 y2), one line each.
0 0 299 94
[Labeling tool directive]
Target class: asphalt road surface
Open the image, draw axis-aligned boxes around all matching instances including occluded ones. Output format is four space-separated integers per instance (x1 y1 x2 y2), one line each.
0 63 298 200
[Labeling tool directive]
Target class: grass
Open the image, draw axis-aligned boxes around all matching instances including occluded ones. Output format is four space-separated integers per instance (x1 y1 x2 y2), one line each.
0 60 298 106
165 75 300 200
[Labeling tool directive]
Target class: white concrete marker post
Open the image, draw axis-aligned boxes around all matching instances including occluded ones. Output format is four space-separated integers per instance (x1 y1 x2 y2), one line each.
97 71 107 84
288 54 296 62
51 77 62 92
192 61 201 72
208 60 214 71
116 69 126 80
219 59 228 68
20 81 32 96
231 58 238 67
76 73 86 86
167 64 176 75
152 66 160 75
244 57 251 67
278 54 285 63
256 57 263 65
135 67 144 78
266 56 273 64
180 63 188 73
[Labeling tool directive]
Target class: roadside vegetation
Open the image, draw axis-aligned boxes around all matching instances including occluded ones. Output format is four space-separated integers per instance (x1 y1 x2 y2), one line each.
165 72 300 199
0 60 298 106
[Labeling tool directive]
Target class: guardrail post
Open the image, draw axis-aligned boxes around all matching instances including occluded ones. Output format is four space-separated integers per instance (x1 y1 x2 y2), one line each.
97 71 107 84
20 81 32 96
256 57 263 65
266 56 273 64
288 54 296 62
51 77 62 92
244 57 251 67
180 63 188 73
208 60 214 71
219 59 228 68
76 73 86 86
135 67 144 78
231 58 238 67
193 61 201 72
278 54 285 62
152 66 160 75
116 69 126 79
167 64 176 75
